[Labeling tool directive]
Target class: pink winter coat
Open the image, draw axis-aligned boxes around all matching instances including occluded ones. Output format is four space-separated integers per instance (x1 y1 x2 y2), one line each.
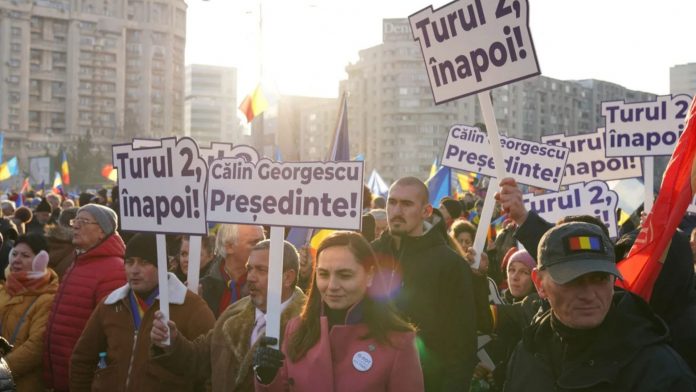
257 315 424 392
43 233 126 391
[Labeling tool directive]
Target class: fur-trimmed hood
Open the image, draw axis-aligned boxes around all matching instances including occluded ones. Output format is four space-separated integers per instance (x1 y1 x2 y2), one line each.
104 272 187 305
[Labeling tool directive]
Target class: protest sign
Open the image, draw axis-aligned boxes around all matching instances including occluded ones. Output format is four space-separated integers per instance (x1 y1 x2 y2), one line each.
442 124 569 191
112 137 208 235
113 137 208 344
409 0 539 268
523 180 620 238
601 95 692 213
207 147 364 345
409 0 540 103
207 156 364 230
199 142 260 167
541 128 643 186
602 95 692 157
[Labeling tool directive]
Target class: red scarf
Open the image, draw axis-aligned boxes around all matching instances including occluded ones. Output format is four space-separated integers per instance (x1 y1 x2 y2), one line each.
5 270 51 296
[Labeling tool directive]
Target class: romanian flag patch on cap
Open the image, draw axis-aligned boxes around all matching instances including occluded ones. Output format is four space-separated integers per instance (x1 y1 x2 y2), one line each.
566 236 603 252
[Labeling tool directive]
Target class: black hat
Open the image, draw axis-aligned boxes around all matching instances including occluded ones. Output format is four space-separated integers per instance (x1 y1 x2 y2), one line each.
35 198 52 213
125 233 158 267
538 222 621 285
441 199 462 219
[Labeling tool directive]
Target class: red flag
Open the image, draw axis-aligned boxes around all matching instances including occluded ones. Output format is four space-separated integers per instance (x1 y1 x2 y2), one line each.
616 96 696 301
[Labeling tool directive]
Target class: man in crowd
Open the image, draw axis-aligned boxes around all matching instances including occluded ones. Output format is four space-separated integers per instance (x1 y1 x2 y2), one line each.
504 221 696 390
26 197 51 234
201 224 265 317
151 240 306 392
46 192 62 224
372 176 477 390
43 204 126 391
70 233 215 391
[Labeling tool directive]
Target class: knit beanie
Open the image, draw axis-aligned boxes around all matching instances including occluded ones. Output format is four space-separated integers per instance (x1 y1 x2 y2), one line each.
509 249 536 271
35 198 52 213
441 199 463 220
125 233 158 267
78 204 117 235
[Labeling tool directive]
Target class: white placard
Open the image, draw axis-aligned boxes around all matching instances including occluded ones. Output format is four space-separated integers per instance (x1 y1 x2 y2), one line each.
409 0 540 103
542 128 643 186
441 124 569 191
199 142 260 167
29 156 51 186
523 180 620 238
112 137 208 235
602 94 692 157
207 153 363 230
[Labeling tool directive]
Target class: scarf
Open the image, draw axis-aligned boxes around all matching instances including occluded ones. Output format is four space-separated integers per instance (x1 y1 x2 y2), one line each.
218 263 247 315
5 269 51 296
129 288 159 330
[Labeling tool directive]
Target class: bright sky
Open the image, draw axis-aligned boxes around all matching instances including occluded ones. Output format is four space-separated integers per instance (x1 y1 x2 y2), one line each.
186 0 695 99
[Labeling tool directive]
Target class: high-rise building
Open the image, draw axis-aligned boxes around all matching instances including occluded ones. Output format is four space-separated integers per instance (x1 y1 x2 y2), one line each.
0 0 186 168
184 64 240 148
298 97 338 161
344 18 657 183
253 95 338 161
344 18 478 183
670 62 696 96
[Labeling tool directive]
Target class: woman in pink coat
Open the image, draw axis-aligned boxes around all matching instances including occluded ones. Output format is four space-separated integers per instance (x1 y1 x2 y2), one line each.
254 231 424 392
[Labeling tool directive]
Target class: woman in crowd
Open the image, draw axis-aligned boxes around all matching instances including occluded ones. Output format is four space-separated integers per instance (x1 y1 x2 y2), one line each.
172 235 216 283
0 233 59 390
253 231 423 391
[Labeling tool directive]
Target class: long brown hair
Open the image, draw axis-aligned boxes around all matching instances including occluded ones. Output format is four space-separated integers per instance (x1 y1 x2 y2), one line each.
286 231 414 361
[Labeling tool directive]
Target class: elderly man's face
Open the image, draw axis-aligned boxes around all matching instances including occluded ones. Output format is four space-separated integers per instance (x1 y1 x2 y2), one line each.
71 211 106 250
533 270 614 329
224 225 265 266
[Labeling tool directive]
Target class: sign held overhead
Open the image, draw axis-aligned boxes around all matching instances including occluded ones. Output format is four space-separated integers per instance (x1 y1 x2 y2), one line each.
409 0 540 103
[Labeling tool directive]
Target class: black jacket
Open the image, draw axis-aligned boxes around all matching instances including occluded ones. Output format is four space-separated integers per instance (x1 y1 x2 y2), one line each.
504 291 696 391
200 255 248 318
517 211 696 372
372 221 477 391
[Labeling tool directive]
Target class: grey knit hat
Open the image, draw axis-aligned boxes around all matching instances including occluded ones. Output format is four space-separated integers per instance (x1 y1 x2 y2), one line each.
77 204 117 235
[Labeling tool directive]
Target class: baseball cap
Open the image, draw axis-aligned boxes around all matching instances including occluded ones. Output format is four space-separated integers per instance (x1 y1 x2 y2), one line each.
537 222 621 284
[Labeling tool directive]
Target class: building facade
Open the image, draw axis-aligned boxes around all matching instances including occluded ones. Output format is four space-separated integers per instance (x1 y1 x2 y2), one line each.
0 0 186 171
184 64 240 148
670 62 696 96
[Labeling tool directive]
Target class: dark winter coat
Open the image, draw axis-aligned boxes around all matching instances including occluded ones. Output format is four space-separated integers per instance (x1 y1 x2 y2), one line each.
372 221 477 391
516 211 696 372
504 291 696 391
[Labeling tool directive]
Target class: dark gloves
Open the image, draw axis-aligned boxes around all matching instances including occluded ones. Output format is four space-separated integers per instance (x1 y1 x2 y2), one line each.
253 337 284 385
0 338 12 357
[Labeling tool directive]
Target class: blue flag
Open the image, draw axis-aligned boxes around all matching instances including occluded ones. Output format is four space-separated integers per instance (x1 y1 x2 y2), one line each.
425 166 452 206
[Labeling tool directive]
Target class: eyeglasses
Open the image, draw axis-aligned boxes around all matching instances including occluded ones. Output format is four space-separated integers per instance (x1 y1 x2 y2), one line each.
70 218 99 227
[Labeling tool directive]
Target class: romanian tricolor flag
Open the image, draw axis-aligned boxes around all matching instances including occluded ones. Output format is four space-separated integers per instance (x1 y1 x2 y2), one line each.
52 171 63 195
567 236 602 251
616 96 696 302
239 84 268 123
60 151 70 185
101 164 118 182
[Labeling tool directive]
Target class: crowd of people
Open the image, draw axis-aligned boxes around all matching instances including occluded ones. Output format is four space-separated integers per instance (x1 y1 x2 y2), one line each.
0 177 692 391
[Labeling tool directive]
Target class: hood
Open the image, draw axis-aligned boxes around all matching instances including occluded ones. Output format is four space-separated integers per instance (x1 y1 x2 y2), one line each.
44 224 73 242
76 232 125 264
